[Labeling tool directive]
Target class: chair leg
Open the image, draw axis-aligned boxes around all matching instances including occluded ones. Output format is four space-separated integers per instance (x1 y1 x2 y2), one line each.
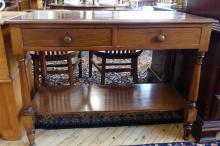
78 52 82 78
101 58 106 85
132 58 138 84
67 57 74 85
39 52 47 86
33 58 40 91
89 51 93 77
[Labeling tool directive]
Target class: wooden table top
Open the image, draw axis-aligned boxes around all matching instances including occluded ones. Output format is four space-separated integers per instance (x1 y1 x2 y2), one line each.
49 3 128 8
6 10 217 24
0 11 26 25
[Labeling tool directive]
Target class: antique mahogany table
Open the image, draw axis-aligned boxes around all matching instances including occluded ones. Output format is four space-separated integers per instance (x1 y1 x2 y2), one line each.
6 10 215 145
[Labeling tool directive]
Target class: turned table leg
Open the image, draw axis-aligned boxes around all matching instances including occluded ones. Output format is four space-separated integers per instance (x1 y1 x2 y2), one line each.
18 58 36 146
10 26 36 146
184 52 205 140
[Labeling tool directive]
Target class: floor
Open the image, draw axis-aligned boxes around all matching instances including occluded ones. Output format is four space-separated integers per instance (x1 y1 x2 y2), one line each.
0 124 195 146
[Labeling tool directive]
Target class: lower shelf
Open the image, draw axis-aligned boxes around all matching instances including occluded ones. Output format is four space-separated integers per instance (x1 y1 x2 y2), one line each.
32 83 186 115
32 84 185 115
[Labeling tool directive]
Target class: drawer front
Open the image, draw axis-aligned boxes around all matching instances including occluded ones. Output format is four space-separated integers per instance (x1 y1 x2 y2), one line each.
117 28 201 49
22 28 112 47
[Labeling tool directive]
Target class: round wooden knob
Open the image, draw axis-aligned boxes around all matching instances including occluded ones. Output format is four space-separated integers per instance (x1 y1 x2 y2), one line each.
63 33 73 44
156 34 165 42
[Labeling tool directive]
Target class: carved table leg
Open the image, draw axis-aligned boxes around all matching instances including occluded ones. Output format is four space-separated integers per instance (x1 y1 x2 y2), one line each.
183 52 205 140
18 58 36 146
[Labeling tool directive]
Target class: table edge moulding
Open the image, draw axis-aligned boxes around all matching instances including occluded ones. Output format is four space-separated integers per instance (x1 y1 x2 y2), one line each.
6 10 217 146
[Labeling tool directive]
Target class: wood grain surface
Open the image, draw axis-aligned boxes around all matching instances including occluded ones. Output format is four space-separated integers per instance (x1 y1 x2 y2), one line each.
6 10 216 24
32 84 185 115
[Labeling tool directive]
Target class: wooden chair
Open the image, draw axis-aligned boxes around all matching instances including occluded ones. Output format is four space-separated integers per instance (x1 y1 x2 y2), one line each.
31 51 82 89
89 50 143 85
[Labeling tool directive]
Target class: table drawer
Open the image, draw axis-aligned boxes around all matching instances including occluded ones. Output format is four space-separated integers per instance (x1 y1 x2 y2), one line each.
117 28 201 49
22 28 112 47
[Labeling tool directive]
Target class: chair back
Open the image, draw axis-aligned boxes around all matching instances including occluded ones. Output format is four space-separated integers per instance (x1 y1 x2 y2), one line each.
34 51 68 56
94 50 143 59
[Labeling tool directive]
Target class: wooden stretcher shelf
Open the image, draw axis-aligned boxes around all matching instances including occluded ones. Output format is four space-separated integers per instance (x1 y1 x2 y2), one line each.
32 83 186 115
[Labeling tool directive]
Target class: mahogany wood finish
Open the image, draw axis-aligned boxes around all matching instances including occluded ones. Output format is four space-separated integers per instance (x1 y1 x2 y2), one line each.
32 84 185 114
117 28 202 50
22 28 112 47
49 3 127 10
7 10 215 24
89 50 143 84
10 25 36 146
6 10 215 145
183 52 205 140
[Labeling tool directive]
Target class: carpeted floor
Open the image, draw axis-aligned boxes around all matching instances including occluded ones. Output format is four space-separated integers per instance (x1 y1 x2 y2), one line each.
44 50 152 86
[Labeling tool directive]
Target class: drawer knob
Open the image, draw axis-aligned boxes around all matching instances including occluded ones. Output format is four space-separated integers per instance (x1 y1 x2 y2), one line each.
156 34 165 42
63 33 73 44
